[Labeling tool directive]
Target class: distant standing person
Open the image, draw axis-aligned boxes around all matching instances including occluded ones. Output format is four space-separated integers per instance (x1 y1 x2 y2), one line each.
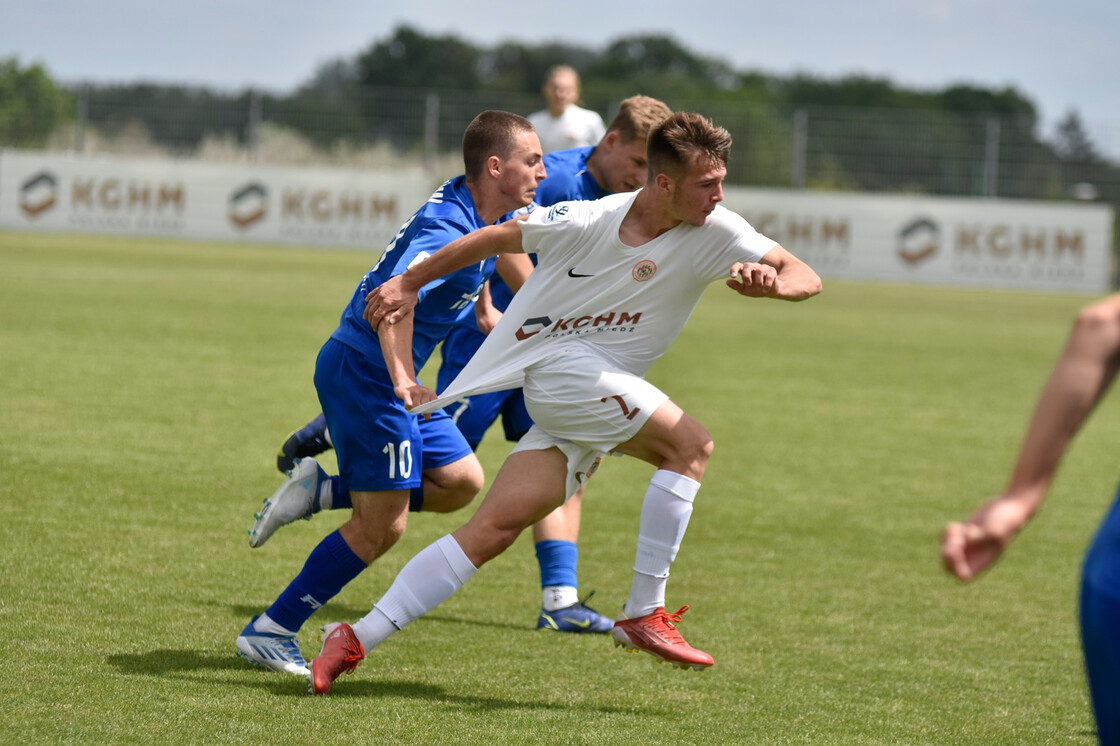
527 65 606 153
941 292 1120 745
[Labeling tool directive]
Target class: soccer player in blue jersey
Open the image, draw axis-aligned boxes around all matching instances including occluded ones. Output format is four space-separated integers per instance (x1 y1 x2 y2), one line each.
942 292 1120 744
439 96 672 634
235 110 547 676
259 96 672 635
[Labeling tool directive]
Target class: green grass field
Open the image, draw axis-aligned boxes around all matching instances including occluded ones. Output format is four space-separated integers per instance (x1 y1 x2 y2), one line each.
1 230 1114 744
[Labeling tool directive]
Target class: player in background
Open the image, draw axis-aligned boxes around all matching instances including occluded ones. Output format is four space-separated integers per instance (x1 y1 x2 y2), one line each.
260 96 672 634
527 65 606 153
441 95 672 634
942 293 1120 744
235 111 546 677
306 112 821 694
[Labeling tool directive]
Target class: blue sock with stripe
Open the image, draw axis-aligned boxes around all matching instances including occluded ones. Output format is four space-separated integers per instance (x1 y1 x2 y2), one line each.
263 529 367 632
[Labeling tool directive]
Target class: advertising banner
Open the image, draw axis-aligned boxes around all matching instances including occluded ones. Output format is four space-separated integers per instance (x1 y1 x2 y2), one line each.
0 150 432 251
1 151 1112 293
723 186 1114 294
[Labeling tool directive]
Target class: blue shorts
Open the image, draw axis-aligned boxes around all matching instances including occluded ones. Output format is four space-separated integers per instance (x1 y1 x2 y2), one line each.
1081 484 1120 744
315 338 472 493
438 326 534 449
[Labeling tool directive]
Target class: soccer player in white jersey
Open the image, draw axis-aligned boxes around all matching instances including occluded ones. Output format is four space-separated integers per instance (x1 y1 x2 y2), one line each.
306 112 822 693
527 65 606 153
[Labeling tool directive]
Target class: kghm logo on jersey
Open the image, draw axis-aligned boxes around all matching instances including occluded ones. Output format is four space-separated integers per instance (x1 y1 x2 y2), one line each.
515 311 642 342
632 259 657 282
516 316 553 340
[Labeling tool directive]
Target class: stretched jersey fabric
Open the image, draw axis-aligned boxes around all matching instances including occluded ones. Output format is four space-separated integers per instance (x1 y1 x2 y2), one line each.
415 191 778 415
442 146 607 356
329 176 496 377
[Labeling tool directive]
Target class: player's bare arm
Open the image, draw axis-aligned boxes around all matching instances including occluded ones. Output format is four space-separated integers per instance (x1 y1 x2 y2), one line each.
375 313 437 411
495 252 535 293
364 219 527 328
942 292 1120 581
727 245 822 301
473 281 502 335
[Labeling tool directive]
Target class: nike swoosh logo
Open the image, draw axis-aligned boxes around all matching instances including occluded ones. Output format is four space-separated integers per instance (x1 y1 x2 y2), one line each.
567 268 594 278
560 617 592 628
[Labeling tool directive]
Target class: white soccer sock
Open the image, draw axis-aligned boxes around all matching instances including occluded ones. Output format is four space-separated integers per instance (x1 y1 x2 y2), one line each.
623 469 700 619
542 585 579 611
351 534 477 651
253 612 297 637
317 479 334 511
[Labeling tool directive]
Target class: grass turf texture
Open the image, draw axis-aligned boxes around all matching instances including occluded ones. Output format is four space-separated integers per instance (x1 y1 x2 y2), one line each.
1 229 1112 744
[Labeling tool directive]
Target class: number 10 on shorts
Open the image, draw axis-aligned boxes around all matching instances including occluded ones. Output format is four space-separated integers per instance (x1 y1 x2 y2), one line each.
382 440 414 479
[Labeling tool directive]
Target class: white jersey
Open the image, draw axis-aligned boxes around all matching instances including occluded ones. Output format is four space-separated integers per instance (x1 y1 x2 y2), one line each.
528 105 607 153
415 191 778 414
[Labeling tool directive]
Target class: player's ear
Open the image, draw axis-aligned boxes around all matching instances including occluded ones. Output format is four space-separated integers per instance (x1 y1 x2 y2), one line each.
486 154 502 179
654 172 673 194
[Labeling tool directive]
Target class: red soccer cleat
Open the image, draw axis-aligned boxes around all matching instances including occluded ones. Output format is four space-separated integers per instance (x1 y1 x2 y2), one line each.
308 622 366 695
610 605 714 670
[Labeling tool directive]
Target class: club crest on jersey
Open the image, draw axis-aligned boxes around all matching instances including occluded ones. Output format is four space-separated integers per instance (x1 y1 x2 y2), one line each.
632 259 657 282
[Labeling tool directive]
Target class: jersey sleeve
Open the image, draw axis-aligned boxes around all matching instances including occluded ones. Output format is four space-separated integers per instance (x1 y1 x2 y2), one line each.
692 208 779 283
517 200 590 264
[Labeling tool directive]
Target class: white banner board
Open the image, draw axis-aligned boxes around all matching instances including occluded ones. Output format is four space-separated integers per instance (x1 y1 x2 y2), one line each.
1 150 1113 293
0 150 432 251
723 186 1114 294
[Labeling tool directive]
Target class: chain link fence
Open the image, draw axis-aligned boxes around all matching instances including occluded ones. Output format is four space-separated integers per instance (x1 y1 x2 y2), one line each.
36 85 1120 206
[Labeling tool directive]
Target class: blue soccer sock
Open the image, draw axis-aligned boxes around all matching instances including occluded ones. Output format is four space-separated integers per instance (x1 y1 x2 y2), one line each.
321 476 350 511
536 539 579 610
408 485 424 512
263 529 367 633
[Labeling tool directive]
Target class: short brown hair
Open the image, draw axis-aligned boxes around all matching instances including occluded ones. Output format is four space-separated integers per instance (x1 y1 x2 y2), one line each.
462 110 535 181
647 112 732 179
605 95 673 146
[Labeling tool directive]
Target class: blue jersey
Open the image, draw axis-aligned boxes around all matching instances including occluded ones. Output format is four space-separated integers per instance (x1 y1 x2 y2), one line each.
444 147 608 355
488 147 606 311
330 176 496 376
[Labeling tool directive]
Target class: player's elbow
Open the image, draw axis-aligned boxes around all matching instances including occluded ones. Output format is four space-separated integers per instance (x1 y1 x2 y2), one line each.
1072 299 1120 351
780 272 822 301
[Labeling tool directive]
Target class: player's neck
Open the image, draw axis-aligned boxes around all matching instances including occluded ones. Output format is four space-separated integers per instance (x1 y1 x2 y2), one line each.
466 180 516 225
585 149 608 193
619 191 681 247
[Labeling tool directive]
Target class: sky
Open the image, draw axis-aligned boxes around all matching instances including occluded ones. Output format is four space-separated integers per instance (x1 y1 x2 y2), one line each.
4 0 1119 155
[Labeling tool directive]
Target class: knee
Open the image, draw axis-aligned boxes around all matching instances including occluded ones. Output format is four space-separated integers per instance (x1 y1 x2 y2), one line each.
344 509 407 562
425 460 485 513
670 422 713 481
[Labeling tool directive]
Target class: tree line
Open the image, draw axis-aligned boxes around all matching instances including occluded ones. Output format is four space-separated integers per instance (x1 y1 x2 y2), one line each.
1 26 1115 202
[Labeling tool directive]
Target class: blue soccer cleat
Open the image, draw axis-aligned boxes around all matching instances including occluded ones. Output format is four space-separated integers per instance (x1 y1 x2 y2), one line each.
277 413 331 474
236 616 310 677
537 594 614 634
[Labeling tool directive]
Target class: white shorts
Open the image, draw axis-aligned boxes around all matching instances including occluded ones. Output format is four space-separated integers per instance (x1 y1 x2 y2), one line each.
511 346 670 498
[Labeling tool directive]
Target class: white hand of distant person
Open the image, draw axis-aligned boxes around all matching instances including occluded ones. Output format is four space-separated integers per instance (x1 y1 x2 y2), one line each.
726 262 776 297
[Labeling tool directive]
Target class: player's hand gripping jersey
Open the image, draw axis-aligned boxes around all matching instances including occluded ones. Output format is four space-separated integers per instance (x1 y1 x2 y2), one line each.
416 191 778 414
330 176 496 375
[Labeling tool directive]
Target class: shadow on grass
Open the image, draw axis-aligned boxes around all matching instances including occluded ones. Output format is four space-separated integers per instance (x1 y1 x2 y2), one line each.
107 649 651 715
109 648 245 675
225 603 528 633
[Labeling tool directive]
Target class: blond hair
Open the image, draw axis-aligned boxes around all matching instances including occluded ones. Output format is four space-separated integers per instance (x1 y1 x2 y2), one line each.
606 95 673 146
